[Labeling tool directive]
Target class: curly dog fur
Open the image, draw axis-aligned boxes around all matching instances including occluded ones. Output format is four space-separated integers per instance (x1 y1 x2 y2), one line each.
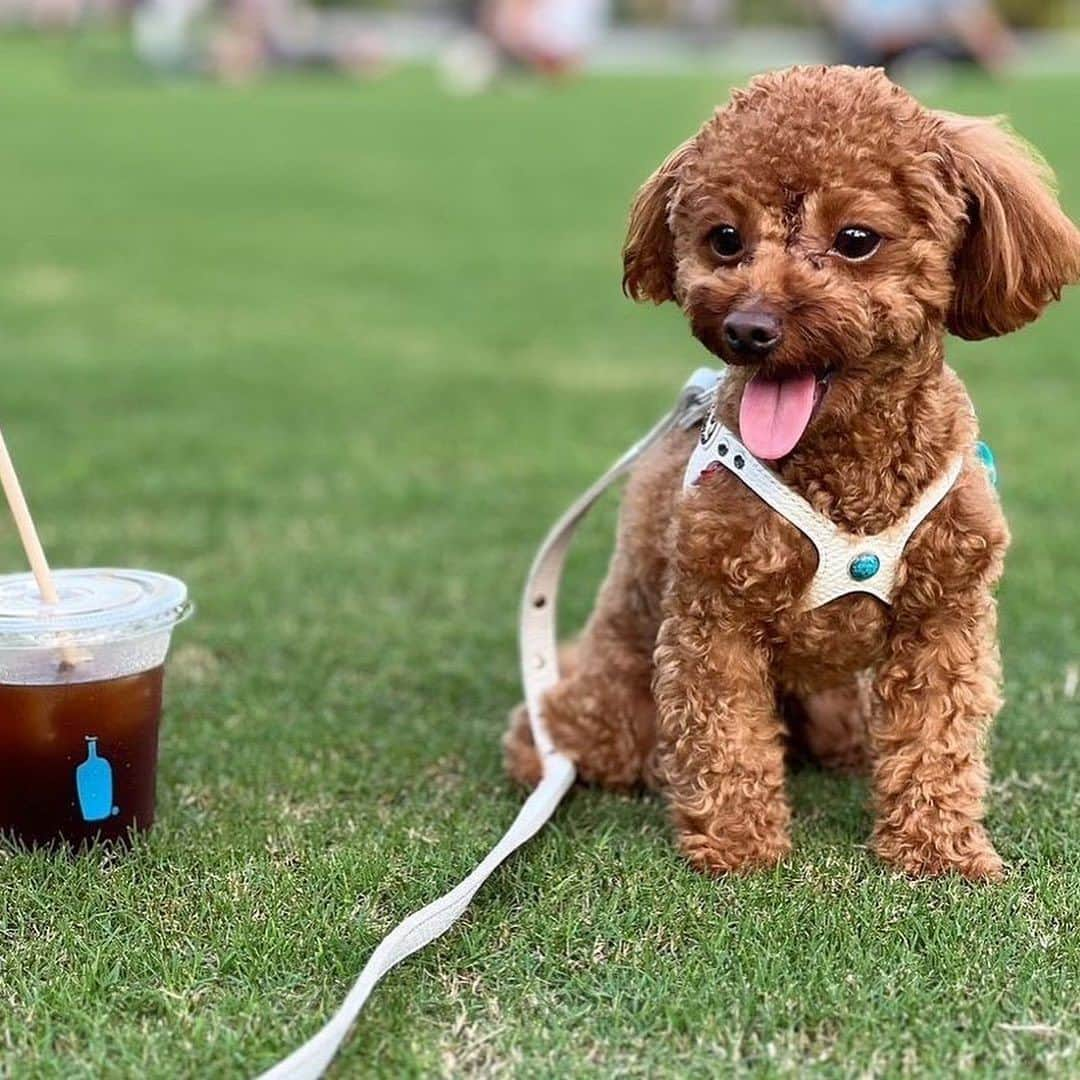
504 66 1080 880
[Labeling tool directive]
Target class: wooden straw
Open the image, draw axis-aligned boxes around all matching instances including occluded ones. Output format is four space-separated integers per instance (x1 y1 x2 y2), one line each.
0 426 86 669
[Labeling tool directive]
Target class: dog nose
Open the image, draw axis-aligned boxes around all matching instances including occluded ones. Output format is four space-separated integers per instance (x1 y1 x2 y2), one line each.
723 308 783 356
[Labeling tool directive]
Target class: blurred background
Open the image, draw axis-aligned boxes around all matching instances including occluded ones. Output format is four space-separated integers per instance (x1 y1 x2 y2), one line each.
1 0 1078 83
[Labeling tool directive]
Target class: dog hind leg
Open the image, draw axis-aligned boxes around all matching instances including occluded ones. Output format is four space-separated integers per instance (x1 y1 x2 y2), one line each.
795 674 873 774
503 642 581 788
504 570 659 791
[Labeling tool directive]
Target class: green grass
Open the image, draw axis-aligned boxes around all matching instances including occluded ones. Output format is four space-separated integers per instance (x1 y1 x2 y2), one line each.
0 38 1078 1078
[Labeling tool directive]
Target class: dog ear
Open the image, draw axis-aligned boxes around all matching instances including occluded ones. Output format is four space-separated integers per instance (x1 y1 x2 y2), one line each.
622 139 697 304
938 112 1080 340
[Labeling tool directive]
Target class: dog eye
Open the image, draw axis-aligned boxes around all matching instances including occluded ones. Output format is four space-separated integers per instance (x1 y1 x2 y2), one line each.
707 224 743 260
832 226 881 261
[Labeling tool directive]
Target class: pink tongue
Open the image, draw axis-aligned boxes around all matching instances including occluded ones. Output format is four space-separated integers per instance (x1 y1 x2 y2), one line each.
738 371 818 461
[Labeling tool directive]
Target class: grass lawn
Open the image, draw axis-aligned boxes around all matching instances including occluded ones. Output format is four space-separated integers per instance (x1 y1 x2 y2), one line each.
0 38 1078 1078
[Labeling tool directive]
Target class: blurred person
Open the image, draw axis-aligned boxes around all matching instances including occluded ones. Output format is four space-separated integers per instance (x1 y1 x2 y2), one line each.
440 0 611 92
488 0 612 75
1 0 131 30
133 0 211 70
209 0 384 82
819 0 1016 75
134 0 383 80
678 0 733 48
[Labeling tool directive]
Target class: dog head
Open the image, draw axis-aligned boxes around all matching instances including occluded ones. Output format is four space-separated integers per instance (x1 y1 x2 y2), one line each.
622 66 1080 460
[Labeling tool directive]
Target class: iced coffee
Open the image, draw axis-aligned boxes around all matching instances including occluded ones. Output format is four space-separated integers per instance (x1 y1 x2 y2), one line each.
0 569 190 848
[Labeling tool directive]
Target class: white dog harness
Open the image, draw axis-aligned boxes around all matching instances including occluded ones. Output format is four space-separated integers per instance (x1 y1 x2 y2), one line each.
683 372 965 611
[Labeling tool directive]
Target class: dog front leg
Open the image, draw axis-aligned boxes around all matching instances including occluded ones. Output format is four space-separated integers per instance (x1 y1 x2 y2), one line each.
871 591 1004 881
653 614 791 874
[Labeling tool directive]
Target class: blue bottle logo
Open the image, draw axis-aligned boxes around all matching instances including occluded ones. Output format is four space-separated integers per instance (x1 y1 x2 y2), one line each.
76 737 119 823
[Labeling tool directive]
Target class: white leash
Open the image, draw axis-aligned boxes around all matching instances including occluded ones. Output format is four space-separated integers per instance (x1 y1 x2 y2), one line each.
256 368 719 1080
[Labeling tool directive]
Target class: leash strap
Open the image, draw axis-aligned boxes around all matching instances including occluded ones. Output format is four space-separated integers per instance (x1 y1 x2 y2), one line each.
255 368 719 1079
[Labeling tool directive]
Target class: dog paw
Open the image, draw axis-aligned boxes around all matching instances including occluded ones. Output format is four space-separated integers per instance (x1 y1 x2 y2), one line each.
503 704 543 789
874 823 1005 882
678 828 791 876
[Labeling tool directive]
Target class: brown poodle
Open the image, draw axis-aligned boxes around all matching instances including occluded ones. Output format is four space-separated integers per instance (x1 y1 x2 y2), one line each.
504 66 1080 881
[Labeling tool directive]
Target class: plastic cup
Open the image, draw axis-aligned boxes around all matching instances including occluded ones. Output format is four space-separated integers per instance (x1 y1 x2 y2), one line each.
0 569 191 848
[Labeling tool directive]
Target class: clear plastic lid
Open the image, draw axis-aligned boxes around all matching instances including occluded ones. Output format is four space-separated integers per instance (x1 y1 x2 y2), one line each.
0 569 191 650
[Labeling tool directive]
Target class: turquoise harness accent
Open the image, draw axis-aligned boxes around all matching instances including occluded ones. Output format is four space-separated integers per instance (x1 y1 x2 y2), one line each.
848 552 882 582
976 441 997 487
